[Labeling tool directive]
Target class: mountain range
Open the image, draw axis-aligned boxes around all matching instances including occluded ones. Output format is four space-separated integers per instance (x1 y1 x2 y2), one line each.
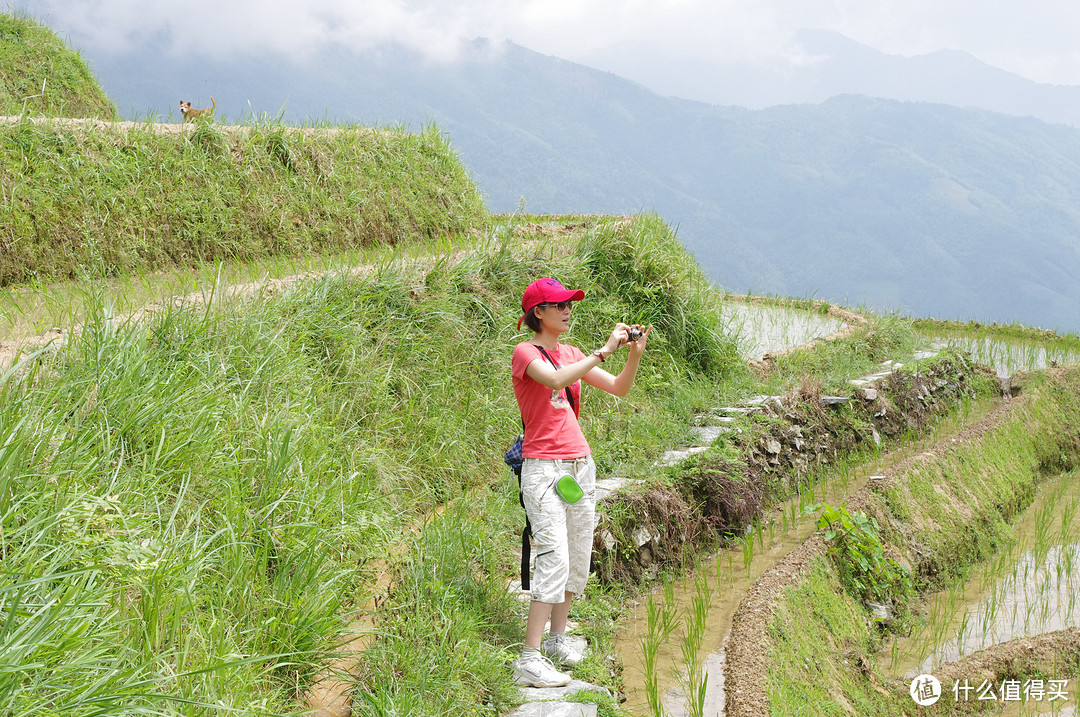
576 30 1080 126
73 32 1080 333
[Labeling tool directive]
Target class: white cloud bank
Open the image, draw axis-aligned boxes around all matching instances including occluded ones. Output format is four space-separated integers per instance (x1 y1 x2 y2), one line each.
15 0 1080 85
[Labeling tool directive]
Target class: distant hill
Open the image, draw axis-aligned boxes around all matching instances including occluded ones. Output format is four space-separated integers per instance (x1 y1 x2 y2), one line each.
0 13 116 119
33 34 1080 334
576 29 1080 128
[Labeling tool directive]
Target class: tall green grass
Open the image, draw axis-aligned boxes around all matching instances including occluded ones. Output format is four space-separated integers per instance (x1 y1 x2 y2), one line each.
0 216 742 714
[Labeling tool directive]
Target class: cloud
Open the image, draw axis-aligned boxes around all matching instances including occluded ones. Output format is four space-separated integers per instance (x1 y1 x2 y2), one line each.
13 0 1080 84
19 0 483 60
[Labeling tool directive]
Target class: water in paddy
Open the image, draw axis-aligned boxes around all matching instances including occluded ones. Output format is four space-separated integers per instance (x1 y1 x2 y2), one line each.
884 472 1080 689
926 334 1080 378
720 304 846 361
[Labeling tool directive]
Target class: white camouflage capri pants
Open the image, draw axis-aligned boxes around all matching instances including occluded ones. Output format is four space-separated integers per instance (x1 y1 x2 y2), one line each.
520 456 596 604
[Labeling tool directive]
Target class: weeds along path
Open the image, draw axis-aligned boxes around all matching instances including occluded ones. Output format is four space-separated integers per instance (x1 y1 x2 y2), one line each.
0 220 592 370
723 396 1021 717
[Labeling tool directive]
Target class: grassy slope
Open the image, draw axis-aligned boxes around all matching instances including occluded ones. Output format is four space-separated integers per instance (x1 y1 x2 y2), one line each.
0 120 488 286
0 13 116 119
0 212 764 715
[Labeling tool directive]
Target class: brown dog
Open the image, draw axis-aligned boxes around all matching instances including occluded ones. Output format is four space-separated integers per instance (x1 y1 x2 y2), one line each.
180 96 215 122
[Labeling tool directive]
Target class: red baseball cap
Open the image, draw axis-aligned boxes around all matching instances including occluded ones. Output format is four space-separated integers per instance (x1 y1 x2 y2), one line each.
518 277 585 329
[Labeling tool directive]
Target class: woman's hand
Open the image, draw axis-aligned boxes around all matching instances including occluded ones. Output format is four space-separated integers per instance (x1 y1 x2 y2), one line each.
584 323 654 397
626 324 652 357
604 323 652 355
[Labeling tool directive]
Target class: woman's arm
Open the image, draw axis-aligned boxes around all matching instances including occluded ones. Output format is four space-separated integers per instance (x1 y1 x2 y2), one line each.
582 325 652 397
524 324 641 390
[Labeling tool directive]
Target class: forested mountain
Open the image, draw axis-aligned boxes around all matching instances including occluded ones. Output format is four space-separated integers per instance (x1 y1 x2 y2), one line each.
84 39 1080 332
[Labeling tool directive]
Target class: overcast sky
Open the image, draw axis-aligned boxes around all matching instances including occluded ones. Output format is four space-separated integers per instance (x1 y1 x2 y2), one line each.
15 0 1080 86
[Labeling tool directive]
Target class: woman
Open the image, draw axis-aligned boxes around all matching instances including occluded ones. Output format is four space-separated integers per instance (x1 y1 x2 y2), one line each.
511 277 651 688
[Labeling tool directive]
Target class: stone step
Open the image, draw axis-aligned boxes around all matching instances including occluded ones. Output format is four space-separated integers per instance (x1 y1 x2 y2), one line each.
594 476 640 502
689 424 737 445
508 702 597 717
514 655 608 715
657 446 708 467
849 373 891 386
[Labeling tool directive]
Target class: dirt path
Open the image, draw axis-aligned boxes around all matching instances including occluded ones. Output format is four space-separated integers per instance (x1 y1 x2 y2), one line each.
0 114 386 138
0 265 354 371
0 218 599 371
723 397 1021 717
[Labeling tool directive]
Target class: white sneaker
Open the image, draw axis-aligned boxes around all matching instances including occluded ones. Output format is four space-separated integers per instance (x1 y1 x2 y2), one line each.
541 633 584 666
513 652 572 688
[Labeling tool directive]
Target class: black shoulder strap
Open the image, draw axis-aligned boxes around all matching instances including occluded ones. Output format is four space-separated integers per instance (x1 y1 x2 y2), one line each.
534 345 576 414
519 472 531 591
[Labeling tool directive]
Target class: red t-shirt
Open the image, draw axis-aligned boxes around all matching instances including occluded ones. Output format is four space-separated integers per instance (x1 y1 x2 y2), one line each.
512 342 590 459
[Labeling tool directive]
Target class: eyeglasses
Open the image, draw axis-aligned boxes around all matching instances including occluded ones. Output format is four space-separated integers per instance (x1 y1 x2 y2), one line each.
538 301 574 312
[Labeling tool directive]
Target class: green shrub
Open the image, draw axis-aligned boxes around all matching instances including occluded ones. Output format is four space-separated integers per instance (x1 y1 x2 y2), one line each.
811 503 912 605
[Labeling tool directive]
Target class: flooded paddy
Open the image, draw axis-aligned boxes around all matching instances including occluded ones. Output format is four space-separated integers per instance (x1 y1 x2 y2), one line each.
719 302 846 361
610 309 1080 716
925 334 1080 378
885 473 1080 679
615 444 1080 717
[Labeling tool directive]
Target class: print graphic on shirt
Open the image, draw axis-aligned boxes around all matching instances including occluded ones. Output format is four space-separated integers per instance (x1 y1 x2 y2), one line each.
550 389 570 410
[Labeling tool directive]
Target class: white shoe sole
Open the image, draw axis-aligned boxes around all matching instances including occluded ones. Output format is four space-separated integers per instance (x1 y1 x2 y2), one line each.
513 665 572 688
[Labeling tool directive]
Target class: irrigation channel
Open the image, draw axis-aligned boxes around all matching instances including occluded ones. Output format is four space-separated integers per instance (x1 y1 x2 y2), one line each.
613 301 856 715
611 309 1080 717
613 456 887 715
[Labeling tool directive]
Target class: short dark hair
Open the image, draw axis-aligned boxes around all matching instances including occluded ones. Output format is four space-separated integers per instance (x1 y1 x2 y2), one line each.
523 306 542 333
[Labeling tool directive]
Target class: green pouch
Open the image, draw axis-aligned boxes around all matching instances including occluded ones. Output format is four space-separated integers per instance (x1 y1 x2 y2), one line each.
554 474 583 504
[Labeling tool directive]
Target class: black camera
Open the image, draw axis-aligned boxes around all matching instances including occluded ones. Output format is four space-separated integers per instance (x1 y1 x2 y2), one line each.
626 325 643 342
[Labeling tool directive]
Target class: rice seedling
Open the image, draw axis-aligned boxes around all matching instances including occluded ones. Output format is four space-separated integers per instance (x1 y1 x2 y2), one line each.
642 595 667 717
714 551 729 594
741 532 755 576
